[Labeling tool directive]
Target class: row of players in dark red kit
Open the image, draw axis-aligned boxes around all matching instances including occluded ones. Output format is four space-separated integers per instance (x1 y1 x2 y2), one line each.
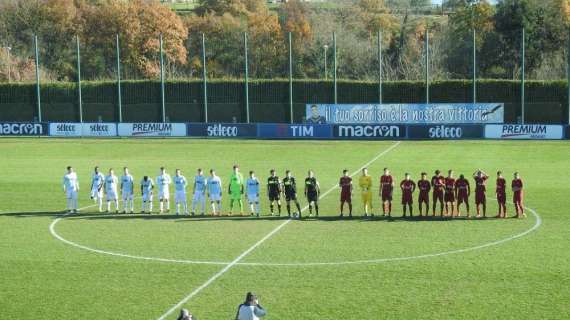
338 168 525 219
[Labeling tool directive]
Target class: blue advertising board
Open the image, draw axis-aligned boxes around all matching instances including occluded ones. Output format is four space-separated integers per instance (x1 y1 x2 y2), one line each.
187 123 257 138
407 124 483 139
565 125 570 139
333 124 406 140
257 124 332 139
306 103 504 124
0 122 48 136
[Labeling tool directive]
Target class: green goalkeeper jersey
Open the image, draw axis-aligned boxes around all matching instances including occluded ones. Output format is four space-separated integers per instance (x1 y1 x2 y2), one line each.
229 172 244 199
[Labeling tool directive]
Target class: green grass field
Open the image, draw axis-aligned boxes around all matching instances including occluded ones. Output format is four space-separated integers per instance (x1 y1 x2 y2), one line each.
0 138 568 319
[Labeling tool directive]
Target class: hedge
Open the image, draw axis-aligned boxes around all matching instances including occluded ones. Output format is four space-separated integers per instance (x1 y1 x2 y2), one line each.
0 79 567 123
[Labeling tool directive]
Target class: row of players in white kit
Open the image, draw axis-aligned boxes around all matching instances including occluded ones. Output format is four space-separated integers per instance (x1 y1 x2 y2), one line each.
62 166 230 215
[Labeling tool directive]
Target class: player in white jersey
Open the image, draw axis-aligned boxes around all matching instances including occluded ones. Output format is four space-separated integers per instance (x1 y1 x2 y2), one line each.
156 167 172 214
62 166 79 213
90 166 105 212
173 169 189 215
246 171 261 217
120 167 135 213
191 168 207 216
105 168 119 213
140 176 154 213
207 169 223 216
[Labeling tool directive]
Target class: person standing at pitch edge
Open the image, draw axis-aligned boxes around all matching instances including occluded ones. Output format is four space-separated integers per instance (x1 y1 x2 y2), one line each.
62 166 79 213
228 165 244 216
191 168 207 216
267 169 282 216
246 171 261 217
305 170 320 217
283 170 302 218
339 169 353 218
157 167 172 214
90 166 104 212
140 175 154 213
120 167 135 214
236 292 266 320
174 169 189 215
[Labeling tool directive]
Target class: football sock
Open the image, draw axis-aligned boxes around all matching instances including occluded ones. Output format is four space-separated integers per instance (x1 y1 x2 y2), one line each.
183 202 188 214
315 204 319 215
286 204 291 215
277 204 281 214
107 201 111 212
296 202 301 213
159 202 164 212
255 202 260 214
270 204 274 213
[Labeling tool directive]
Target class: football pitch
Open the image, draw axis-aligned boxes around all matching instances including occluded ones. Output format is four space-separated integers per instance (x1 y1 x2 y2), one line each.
0 138 568 319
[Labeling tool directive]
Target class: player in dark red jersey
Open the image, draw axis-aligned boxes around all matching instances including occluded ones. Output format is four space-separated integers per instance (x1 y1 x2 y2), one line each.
512 172 525 218
454 174 470 217
444 170 456 217
473 169 488 218
380 168 394 217
400 173 416 217
339 169 353 218
495 171 507 218
417 172 430 216
431 170 445 217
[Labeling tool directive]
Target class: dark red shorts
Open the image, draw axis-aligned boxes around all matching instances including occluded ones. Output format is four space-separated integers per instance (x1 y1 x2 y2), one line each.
418 193 429 204
513 191 523 203
457 193 469 204
475 192 486 205
401 194 413 205
433 190 444 202
340 191 352 203
496 192 506 204
381 190 392 201
444 192 455 202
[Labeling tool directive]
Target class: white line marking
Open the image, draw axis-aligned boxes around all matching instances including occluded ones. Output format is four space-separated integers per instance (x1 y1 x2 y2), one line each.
155 141 402 320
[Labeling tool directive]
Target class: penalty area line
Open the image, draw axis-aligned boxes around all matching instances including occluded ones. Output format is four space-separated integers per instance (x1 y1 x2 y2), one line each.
155 141 402 320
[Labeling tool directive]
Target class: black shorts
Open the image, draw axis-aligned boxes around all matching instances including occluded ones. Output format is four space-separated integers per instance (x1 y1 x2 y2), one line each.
268 192 280 201
306 191 318 203
285 192 297 201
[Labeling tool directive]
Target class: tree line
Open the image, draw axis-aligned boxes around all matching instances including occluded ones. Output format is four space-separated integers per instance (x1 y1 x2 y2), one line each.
0 0 568 82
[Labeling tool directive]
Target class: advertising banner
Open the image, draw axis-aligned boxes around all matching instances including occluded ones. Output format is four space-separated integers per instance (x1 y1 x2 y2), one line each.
333 124 406 140
0 122 48 136
565 125 570 139
306 103 504 124
257 124 332 139
81 123 117 137
485 124 563 140
118 123 186 137
187 123 257 138
408 124 483 139
49 123 83 137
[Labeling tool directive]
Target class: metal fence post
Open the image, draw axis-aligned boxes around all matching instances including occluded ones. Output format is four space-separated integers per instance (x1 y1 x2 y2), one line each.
288 32 293 124
333 32 337 104
472 29 476 104
34 35 42 122
521 28 525 124
378 31 383 104
116 34 123 123
76 36 83 123
567 30 570 124
244 32 250 123
202 33 208 123
425 29 430 104
159 34 166 123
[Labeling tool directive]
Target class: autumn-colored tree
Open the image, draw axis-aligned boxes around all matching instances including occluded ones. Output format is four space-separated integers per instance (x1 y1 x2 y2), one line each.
80 0 188 79
280 0 312 43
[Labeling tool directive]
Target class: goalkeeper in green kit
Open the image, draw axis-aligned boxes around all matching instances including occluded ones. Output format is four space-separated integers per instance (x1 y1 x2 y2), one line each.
228 164 245 216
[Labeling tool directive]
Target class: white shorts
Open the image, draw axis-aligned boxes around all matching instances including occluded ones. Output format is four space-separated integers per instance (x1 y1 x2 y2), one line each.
142 192 153 202
193 191 206 203
66 190 78 200
122 191 133 200
247 194 259 203
209 193 222 202
90 187 103 199
106 189 118 201
158 189 170 200
175 190 187 203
